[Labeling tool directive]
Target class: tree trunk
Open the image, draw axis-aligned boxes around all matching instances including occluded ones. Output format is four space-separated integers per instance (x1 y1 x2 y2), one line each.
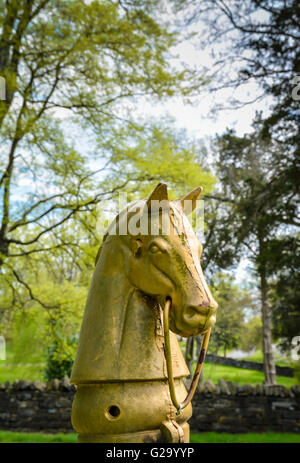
0 238 8 265
259 243 277 385
195 334 202 357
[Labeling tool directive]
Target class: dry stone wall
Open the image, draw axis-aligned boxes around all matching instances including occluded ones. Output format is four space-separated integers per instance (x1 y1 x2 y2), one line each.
0 378 299 434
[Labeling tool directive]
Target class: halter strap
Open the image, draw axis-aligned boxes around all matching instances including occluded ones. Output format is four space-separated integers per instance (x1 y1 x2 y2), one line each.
163 298 211 414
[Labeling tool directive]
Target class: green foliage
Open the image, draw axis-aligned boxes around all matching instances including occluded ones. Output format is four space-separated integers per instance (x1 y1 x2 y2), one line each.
44 336 77 381
11 308 46 364
209 273 253 357
0 2 215 369
100 123 216 200
198 2 299 381
204 123 298 383
202 363 296 388
191 432 300 444
240 317 262 353
0 0 203 267
1 430 300 444
0 243 88 379
1 0 297 387
0 430 78 443
212 125 298 262
294 360 300 385
269 236 300 352
0 308 46 382
0 362 44 383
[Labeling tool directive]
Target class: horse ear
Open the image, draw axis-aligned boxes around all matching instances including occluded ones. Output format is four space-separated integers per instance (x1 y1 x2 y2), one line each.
179 186 203 213
146 183 168 210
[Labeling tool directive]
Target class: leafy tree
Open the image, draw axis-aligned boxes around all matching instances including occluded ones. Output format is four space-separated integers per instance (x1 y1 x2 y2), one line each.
269 236 300 353
1 237 89 367
0 122 216 311
0 0 202 266
208 273 251 357
203 125 299 384
0 0 217 356
240 316 262 353
44 335 78 381
189 0 299 384
99 123 217 199
10 306 47 367
191 0 300 112
0 121 217 370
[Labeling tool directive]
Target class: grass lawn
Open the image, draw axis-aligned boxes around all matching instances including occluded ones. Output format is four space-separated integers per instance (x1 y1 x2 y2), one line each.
191 432 300 443
0 344 46 383
0 345 297 387
177 343 297 387
202 363 296 388
0 430 299 443
0 361 296 387
237 349 292 368
0 430 77 443
0 363 45 383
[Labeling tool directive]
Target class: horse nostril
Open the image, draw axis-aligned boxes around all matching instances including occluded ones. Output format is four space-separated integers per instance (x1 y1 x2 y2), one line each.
201 301 210 307
189 302 216 316
201 300 218 311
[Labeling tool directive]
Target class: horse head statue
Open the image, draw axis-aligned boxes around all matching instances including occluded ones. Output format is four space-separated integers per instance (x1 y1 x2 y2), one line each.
71 183 218 443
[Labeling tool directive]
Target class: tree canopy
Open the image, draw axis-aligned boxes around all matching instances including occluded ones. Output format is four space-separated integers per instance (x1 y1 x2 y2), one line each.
0 0 204 264
209 273 254 357
0 0 298 384
191 0 299 383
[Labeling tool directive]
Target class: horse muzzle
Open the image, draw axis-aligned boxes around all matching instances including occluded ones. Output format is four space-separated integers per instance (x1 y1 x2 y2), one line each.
168 299 218 337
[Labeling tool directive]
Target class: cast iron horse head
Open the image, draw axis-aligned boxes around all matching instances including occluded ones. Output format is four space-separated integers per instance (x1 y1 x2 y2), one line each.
70 183 218 443
115 182 217 337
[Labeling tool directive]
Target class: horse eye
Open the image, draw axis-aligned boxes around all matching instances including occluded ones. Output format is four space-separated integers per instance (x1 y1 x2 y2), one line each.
149 244 160 254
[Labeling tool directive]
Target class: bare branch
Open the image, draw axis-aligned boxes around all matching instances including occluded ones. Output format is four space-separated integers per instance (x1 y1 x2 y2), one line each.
12 269 57 310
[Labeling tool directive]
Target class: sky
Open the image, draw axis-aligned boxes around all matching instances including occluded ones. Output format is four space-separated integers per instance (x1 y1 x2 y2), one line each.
136 38 272 139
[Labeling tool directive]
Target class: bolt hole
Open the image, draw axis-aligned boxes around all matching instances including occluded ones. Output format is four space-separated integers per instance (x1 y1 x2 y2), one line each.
105 404 121 420
108 405 120 417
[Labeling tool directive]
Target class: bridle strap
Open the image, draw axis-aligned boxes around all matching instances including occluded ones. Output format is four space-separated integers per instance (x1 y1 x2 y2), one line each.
163 298 211 413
